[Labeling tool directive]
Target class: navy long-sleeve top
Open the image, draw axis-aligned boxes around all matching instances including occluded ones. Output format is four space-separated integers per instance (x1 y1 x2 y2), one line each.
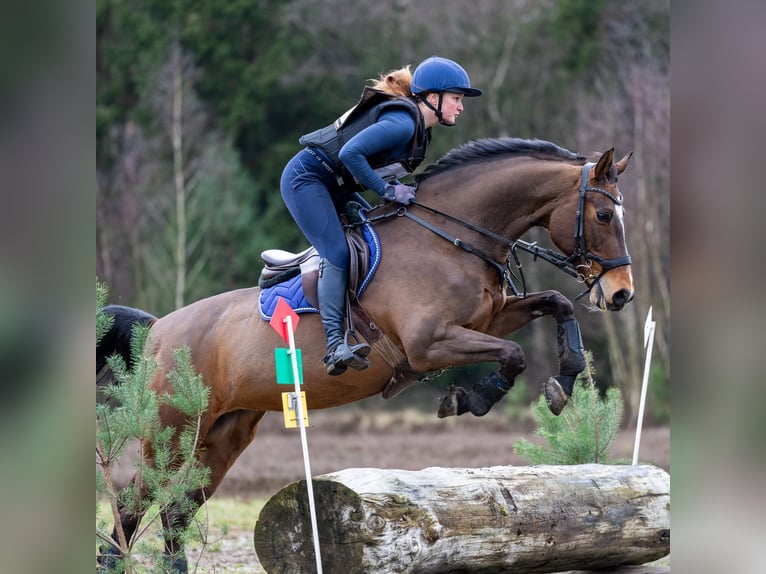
337 108 416 196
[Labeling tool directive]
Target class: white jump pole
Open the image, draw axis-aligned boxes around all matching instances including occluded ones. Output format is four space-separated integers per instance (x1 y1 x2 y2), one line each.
632 306 656 466
283 314 323 573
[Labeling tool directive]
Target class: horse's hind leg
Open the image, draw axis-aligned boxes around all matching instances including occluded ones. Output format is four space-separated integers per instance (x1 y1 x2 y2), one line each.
158 409 267 573
425 333 527 418
160 489 206 574
97 473 150 572
449 345 526 418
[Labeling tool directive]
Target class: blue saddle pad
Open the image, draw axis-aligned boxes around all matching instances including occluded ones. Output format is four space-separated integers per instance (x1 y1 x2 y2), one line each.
258 217 381 321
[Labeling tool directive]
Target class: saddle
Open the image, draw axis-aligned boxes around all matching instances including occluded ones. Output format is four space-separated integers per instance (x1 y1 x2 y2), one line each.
257 206 421 398
258 218 372 316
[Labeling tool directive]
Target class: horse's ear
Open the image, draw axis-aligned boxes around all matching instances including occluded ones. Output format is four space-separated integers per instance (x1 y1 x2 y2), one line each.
615 151 633 176
594 148 615 180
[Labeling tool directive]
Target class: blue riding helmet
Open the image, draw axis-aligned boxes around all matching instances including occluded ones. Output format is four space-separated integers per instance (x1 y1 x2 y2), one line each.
411 56 483 97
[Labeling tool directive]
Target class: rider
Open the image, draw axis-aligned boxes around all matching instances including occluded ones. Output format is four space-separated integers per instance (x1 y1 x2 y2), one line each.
280 56 482 376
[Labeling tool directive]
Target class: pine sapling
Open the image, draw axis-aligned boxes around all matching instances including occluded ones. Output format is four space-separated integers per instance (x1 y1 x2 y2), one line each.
97 281 211 573
514 351 624 465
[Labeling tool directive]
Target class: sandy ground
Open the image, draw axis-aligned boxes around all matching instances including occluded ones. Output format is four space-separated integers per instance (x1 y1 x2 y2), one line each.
216 407 670 498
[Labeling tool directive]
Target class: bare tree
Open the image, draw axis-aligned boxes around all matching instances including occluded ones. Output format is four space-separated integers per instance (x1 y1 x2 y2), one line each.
97 120 152 308
140 37 213 312
572 60 669 423
170 36 187 309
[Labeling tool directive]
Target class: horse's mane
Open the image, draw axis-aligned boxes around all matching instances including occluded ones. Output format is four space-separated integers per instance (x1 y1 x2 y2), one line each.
416 137 586 182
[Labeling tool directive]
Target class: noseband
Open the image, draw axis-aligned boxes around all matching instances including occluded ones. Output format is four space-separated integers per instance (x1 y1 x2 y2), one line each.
359 161 631 298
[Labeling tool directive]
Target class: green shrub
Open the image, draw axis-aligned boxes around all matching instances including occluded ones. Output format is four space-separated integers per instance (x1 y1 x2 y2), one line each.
514 351 624 465
96 280 211 573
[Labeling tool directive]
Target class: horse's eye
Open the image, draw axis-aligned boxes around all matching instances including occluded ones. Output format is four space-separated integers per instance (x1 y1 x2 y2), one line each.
596 211 612 223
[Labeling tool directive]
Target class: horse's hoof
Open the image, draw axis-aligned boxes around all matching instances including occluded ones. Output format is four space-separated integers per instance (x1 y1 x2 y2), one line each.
542 377 570 416
97 545 121 572
437 384 467 418
170 555 189 574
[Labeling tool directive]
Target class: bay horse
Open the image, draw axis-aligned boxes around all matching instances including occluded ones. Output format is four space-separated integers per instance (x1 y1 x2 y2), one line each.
97 138 634 572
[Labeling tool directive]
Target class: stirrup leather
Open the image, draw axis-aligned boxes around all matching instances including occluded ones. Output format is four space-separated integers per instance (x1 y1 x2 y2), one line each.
324 331 371 375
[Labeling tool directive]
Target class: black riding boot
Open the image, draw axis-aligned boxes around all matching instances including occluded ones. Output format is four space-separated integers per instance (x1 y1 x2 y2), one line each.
317 258 371 375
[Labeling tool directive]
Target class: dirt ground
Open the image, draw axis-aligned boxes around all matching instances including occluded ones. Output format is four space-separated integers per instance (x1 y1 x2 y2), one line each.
216 405 670 498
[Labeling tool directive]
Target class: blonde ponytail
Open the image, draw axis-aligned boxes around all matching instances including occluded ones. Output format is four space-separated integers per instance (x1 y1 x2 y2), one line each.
369 66 413 97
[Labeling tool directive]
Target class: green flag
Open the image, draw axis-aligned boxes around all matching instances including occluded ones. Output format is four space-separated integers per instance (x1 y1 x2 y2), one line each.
274 348 303 385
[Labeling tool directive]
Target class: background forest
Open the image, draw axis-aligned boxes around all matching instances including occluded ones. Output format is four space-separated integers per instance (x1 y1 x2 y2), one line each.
96 0 669 425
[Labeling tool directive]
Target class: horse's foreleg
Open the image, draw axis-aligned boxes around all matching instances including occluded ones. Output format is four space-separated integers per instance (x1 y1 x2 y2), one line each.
493 291 585 415
488 290 586 415
512 291 586 416
436 290 586 418
542 316 587 415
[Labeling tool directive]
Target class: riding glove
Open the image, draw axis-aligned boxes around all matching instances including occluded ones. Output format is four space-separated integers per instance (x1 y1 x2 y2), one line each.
383 183 416 205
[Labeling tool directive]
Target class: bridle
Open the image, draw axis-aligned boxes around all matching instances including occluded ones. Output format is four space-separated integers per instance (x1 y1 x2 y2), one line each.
360 162 631 299
565 162 632 297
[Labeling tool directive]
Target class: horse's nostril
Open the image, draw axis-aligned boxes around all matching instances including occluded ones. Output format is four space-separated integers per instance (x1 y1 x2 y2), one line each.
612 288 634 306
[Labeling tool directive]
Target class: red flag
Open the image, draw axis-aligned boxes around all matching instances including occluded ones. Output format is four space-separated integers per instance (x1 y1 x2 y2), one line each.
269 297 300 344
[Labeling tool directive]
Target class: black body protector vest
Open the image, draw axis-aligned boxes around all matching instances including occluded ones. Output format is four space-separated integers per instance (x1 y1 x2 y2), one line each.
299 87 431 187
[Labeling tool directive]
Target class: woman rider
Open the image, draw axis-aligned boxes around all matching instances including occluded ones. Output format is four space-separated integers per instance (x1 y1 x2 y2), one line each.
280 56 482 376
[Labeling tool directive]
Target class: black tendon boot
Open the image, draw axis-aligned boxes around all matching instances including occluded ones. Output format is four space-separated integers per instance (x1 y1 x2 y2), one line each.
317 258 371 375
466 371 513 417
543 318 586 415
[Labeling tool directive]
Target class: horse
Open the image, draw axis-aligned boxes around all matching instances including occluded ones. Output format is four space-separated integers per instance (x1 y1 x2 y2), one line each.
96 137 634 572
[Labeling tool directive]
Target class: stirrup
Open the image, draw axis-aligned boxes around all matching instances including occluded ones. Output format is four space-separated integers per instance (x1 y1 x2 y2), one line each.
323 331 371 376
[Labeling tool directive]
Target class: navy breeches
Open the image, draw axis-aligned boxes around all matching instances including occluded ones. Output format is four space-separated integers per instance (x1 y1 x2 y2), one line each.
280 149 350 270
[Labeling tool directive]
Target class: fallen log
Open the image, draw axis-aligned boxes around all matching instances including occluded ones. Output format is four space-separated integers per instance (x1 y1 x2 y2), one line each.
253 464 670 574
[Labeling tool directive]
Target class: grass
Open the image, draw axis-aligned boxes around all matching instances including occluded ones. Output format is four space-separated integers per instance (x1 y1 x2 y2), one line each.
194 497 266 533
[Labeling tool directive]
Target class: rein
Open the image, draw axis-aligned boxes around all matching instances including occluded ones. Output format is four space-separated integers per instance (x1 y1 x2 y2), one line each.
359 162 631 299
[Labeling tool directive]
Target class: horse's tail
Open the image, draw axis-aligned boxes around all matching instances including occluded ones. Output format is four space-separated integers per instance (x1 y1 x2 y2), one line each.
97 304 157 383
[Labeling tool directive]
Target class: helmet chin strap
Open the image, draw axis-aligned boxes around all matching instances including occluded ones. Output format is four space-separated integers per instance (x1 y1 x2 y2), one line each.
421 92 455 127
